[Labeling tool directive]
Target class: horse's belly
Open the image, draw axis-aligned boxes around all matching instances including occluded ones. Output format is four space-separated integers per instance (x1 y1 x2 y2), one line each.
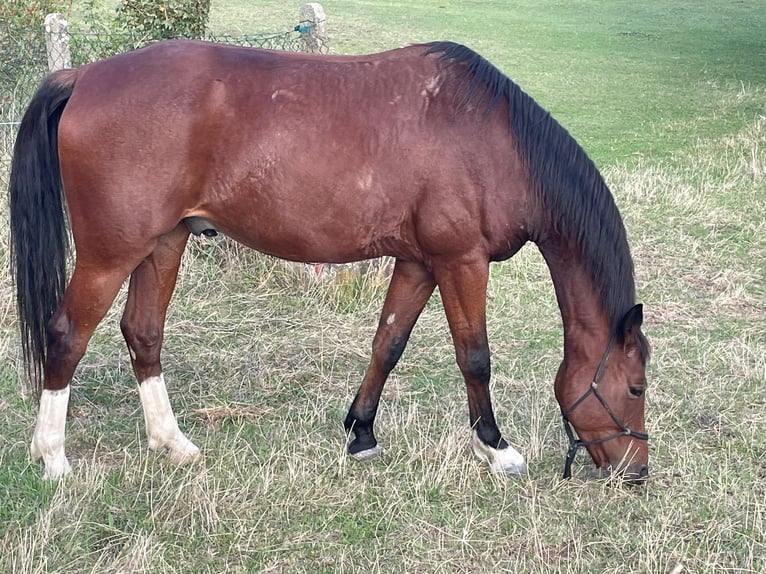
205 211 415 264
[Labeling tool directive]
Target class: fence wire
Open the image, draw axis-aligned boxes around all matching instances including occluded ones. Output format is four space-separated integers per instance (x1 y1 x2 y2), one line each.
67 26 327 66
1 25 51 188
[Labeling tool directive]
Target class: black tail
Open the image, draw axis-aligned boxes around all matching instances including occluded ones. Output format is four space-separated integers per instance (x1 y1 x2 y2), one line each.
9 69 78 400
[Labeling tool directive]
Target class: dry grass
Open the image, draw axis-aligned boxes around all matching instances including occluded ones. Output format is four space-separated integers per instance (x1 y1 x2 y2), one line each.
2 5 766 573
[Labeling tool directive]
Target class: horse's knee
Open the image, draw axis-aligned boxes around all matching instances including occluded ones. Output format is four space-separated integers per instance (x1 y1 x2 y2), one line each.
120 318 162 363
462 345 491 382
380 335 407 373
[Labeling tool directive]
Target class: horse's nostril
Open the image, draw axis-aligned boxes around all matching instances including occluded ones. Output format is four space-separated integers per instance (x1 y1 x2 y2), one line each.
623 464 649 485
629 464 649 483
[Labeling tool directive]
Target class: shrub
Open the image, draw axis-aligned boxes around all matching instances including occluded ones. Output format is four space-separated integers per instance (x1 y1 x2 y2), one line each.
116 0 211 41
0 0 69 31
0 1 70 108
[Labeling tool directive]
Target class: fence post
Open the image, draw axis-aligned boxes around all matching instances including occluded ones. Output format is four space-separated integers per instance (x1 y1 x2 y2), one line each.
45 13 71 71
299 3 327 53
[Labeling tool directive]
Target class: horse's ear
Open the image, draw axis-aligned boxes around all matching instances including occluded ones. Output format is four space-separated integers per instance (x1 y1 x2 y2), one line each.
619 304 643 353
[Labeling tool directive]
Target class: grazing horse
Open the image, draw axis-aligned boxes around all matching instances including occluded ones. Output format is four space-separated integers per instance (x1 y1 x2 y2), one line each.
9 40 650 482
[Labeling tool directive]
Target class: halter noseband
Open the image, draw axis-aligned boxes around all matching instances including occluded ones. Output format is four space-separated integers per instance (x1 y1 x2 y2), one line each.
560 334 649 479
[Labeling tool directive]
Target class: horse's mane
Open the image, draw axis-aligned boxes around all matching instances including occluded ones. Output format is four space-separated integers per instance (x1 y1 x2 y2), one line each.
424 42 646 352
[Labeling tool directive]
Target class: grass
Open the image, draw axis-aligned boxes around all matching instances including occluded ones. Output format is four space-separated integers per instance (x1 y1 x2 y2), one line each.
1 1 765 572
209 0 766 164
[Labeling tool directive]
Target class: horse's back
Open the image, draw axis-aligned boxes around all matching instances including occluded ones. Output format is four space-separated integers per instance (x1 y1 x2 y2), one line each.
57 40 521 264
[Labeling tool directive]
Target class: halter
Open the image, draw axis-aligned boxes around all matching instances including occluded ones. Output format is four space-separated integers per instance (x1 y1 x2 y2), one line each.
560 334 649 479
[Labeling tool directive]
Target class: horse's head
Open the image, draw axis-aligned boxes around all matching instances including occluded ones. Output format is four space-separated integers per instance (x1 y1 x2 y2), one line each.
555 304 649 484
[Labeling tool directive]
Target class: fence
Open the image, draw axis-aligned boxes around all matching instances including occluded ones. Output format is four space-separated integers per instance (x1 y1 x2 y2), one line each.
0 3 327 196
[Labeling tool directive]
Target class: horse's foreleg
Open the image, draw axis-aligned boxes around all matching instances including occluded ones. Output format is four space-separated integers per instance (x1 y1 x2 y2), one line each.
120 226 199 466
345 260 436 460
31 265 131 479
435 256 526 476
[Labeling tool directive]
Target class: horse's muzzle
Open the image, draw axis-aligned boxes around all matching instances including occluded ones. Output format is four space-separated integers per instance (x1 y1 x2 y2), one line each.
624 463 650 485
585 462 649 485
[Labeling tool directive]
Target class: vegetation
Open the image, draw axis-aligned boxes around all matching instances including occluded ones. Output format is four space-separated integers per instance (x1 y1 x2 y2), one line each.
0 1 764 572
116 0 211 41
0 0 70 100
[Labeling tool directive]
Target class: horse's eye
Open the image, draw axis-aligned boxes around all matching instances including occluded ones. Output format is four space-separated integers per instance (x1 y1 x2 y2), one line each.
629 387 645 398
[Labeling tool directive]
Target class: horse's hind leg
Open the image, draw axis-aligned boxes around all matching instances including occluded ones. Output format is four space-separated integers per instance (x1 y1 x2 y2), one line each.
31 263 136 479
345 260 436 459
119 225 199 466
434 255 526 476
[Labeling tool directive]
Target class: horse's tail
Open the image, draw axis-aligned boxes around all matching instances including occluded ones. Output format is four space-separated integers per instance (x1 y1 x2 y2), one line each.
9 69 79 400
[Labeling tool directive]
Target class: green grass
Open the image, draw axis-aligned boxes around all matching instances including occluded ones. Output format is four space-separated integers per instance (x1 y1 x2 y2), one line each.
210 0 766 165
1 1 766 572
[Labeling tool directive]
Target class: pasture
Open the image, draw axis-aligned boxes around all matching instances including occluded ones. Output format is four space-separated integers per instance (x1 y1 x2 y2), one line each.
1 1 765 572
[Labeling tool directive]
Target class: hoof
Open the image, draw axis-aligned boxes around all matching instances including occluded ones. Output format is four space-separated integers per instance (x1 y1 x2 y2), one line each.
164 434 201 467
471 430 526 476
31 443 72 481
350 445 382 462
169 446 201 467
39 455 72 481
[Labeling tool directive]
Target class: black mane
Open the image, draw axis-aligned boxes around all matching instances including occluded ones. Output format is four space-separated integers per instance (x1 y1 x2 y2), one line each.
424 41 645 349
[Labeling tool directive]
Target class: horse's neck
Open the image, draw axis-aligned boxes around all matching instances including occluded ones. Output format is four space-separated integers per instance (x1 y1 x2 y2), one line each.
536 238 611 362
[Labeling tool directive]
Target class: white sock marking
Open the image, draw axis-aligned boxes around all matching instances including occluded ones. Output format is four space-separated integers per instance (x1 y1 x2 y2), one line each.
30 387 72 480
138 375 200 465
471 430 526 476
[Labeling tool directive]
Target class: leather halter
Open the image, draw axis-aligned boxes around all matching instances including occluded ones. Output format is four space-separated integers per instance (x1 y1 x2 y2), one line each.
560 334 649 479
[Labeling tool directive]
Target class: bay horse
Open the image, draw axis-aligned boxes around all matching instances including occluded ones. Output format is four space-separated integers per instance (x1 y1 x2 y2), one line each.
9 40 650 482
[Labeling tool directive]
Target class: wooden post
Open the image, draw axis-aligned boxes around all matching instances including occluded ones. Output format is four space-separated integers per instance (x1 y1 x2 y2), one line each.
45 13 71 71
298 3 327 53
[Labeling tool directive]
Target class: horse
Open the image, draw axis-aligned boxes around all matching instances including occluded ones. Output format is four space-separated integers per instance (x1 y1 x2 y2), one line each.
9 40 650 483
